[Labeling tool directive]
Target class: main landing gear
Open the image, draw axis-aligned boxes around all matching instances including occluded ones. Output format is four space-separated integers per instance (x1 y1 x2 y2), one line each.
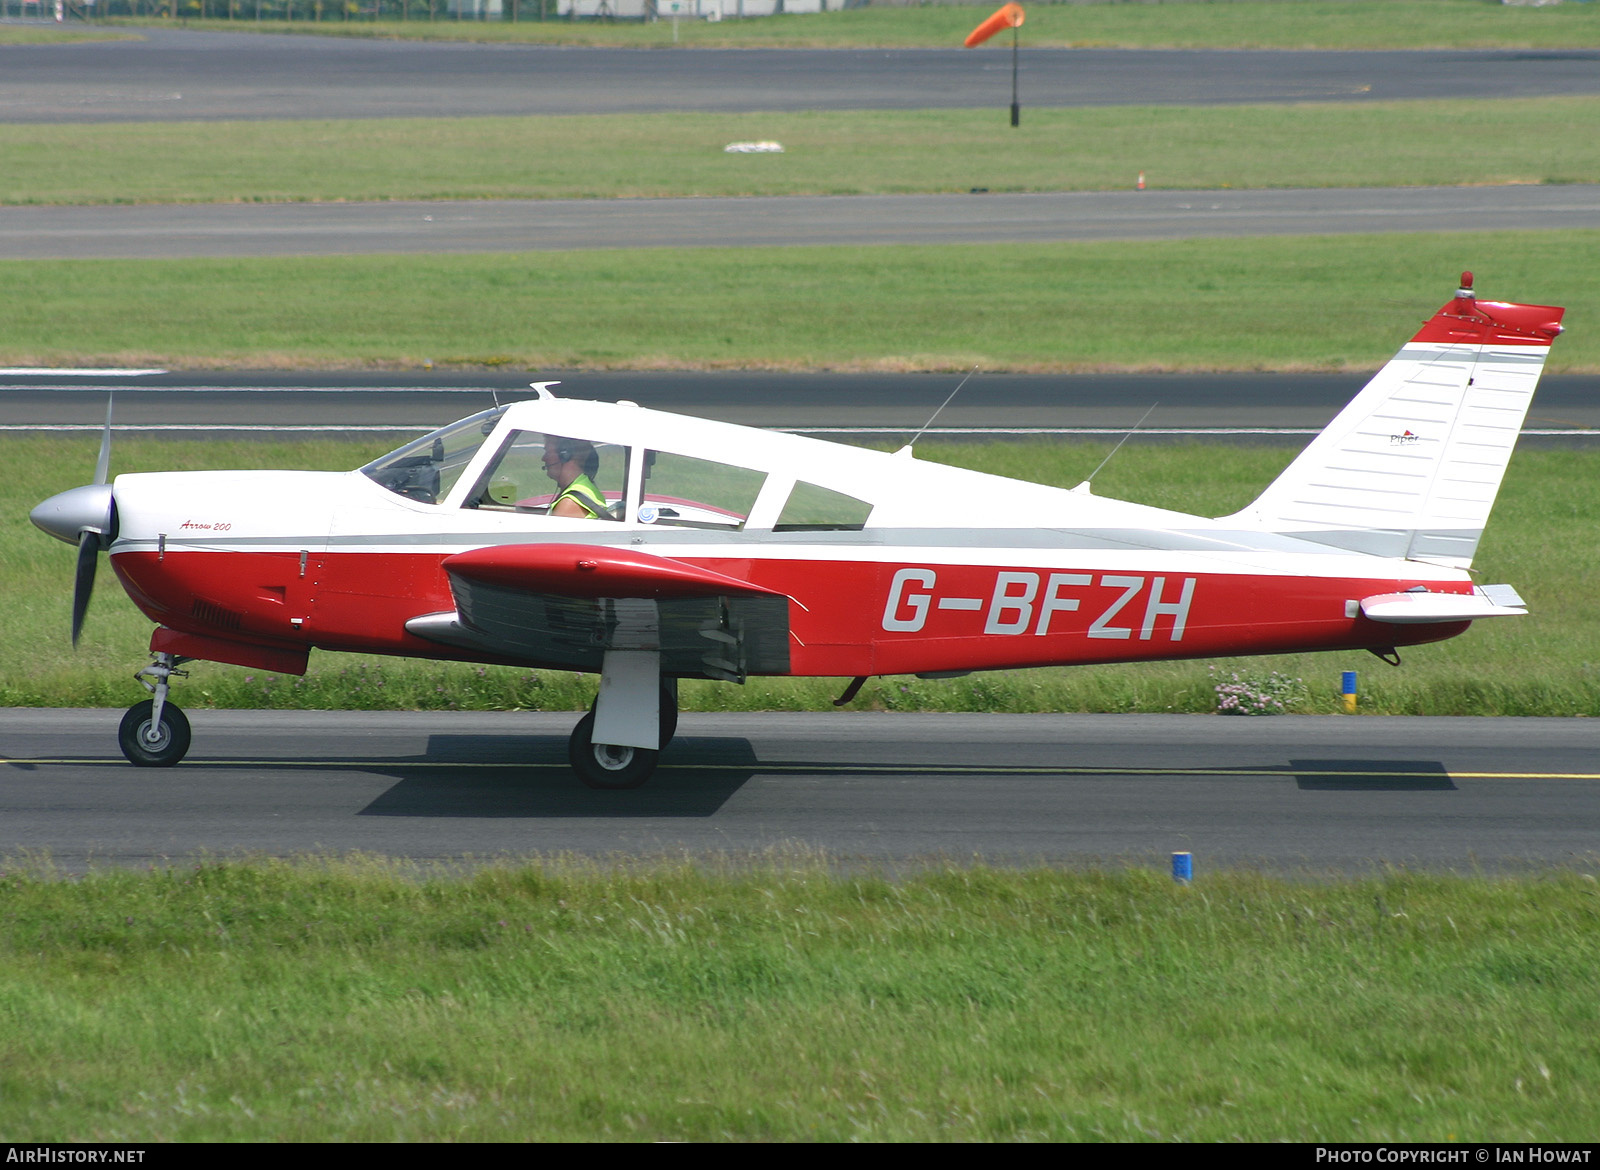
568 673 678 790
118 652 191 767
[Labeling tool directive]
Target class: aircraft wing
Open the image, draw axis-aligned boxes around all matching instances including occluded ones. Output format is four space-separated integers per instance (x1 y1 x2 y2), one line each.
406 543 792 679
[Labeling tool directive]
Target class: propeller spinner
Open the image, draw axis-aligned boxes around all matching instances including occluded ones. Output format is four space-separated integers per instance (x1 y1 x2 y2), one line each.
29 396 117 646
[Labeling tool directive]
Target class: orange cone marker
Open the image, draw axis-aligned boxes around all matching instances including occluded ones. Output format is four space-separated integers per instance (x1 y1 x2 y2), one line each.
1137 171 1146 190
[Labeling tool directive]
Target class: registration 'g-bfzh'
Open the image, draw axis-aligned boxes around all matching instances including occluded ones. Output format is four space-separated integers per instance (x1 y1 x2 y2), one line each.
30 275 1565 788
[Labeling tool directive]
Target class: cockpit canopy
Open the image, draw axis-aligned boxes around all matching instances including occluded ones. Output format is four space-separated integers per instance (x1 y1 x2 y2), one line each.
359 398 876 533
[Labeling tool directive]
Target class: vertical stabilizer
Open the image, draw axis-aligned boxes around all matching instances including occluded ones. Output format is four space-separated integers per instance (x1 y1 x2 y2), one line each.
1224 274 1564 568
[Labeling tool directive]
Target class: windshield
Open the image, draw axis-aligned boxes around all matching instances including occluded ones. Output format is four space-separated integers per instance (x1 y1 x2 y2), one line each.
360 408 504 504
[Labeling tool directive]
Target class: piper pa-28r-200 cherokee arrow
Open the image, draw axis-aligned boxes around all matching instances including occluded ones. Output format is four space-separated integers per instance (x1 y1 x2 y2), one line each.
31 275 1566 788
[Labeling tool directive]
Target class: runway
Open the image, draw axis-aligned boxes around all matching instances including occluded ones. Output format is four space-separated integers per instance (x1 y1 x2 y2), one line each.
7 368 1600 435
5 29 1599 123
7 185 1600 259
5 710 1598 873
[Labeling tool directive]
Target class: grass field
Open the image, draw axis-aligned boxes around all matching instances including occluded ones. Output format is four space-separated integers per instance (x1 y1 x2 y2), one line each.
3 231 1593 371
0 26 137 44
7 97 1600 206
10 432 1599 718
98 1 1600 51
1 858 1596 1141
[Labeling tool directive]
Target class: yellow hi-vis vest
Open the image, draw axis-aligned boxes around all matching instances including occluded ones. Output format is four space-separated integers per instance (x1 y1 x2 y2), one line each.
552 473 609 520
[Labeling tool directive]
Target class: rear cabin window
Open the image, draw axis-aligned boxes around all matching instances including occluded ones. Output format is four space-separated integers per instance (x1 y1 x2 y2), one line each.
774 481 873 532
639 451 767 531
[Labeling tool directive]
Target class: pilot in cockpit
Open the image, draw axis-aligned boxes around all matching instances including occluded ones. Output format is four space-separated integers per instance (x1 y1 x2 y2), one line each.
542 435 610 519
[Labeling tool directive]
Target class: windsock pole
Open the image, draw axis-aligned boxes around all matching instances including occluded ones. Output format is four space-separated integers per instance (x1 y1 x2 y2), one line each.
963 4 1026 127
1011 24 1020 127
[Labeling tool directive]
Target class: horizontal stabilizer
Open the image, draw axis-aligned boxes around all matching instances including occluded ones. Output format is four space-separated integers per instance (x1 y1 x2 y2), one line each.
1359 584 1527 625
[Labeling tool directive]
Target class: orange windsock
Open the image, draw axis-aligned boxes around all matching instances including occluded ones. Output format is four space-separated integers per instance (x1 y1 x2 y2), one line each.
964 2 1024 48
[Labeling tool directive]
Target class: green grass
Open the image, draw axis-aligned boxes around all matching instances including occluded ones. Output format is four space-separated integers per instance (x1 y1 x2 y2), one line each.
10 434 1600 717
0 858 1596 1140
2 230 1596 372
106 1 1600 51
8 97 1600 205
0 26 137 44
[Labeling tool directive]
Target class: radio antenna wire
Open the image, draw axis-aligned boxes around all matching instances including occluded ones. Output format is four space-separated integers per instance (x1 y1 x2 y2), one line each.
905 364 980 450
1084 401 1160 485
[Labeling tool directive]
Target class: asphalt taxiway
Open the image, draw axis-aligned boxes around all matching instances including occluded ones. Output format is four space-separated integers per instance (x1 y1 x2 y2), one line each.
6 368 1600 435
5 710 1598 873
7 185 1599 260
6 30 1599 122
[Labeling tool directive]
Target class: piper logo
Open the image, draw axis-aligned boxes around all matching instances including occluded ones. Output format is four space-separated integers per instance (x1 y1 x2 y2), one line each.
1390 430 1420 446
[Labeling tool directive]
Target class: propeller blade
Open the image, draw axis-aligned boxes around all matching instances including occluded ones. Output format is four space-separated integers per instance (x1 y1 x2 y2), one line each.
71 529 99 648
93 393 114 486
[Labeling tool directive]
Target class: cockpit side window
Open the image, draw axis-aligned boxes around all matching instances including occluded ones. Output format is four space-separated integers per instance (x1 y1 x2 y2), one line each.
637 450 767 530
360 408 503 504
464 430 628 521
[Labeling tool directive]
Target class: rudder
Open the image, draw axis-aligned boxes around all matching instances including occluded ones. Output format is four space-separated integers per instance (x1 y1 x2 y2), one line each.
1224 273 1565 568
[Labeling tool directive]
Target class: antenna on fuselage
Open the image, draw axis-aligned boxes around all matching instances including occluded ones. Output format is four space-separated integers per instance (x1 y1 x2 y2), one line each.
903 365 980 452
1078 402 1159 491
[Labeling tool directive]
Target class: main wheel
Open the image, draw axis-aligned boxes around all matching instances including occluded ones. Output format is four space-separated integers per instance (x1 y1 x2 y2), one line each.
568 710 659 790
118 699 191 768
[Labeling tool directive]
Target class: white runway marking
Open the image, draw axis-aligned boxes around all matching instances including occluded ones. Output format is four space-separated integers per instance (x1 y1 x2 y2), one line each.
0 368 167 377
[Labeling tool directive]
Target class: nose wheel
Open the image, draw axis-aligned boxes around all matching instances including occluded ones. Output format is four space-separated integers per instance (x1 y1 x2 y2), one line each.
118 698 191 767
119 651 192 767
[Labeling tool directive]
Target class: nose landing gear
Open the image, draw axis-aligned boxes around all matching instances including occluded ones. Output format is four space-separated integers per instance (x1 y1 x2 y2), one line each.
119 652 192 767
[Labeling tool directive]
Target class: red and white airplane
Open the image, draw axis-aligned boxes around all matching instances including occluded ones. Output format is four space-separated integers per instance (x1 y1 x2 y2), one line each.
31 274 1564 788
